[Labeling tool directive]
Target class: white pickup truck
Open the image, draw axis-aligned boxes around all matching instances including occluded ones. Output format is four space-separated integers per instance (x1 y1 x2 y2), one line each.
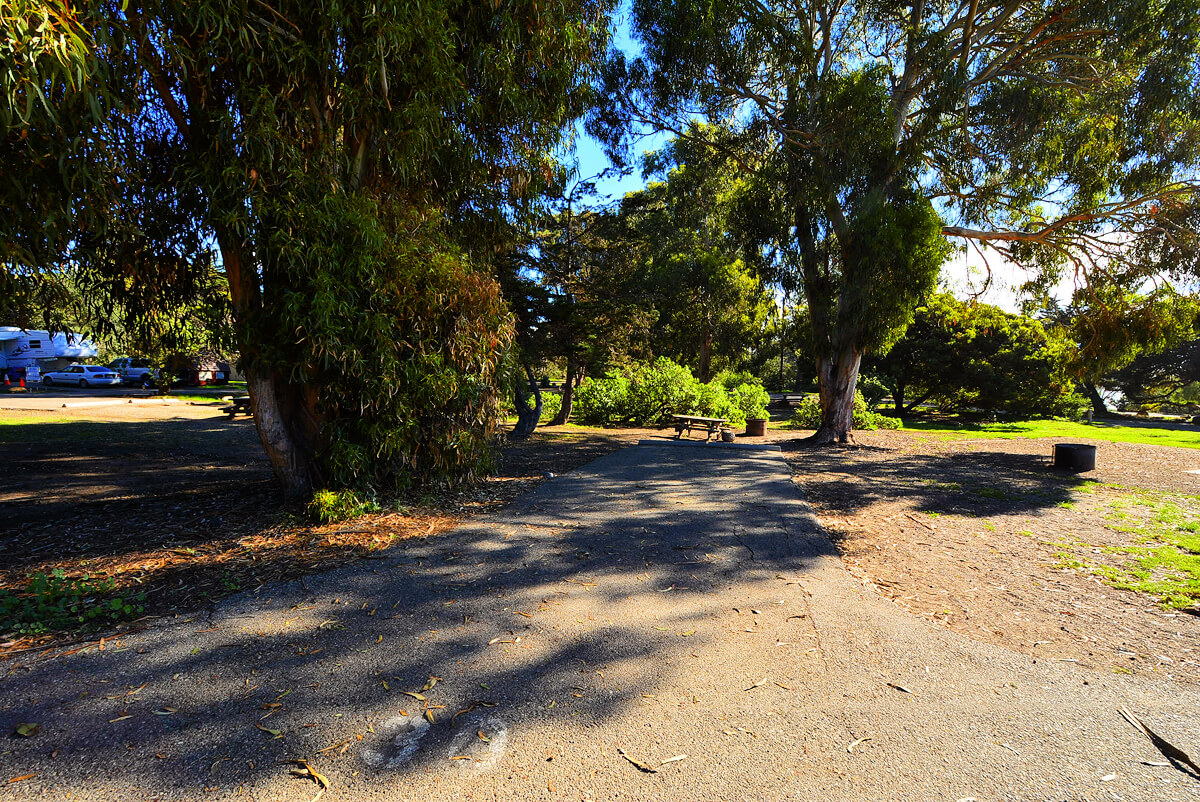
107 357 157 387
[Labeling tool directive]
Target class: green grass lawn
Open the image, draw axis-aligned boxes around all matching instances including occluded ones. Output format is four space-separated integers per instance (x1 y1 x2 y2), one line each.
902 418 1200 450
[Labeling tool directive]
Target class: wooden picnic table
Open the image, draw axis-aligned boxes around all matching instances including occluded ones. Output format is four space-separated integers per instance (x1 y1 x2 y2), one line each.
671 414 728 441
222 394 252 418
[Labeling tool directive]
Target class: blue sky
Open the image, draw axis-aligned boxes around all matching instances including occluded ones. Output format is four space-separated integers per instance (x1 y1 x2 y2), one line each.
566 1 669 202
564 3 1065 312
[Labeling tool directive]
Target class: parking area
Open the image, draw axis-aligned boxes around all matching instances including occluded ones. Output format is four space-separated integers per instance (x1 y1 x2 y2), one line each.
0 385 239 411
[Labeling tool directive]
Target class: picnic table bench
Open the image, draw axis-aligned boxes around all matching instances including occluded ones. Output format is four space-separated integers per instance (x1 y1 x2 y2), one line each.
222 394 252 418
671 414 728 441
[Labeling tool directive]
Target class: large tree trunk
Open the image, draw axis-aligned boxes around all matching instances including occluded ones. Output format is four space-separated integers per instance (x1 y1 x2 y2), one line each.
1084 380 1109 415
245 370 319 499
893 383 905 415
217 228 317 500
698 324 713 382
548 358 579 426
812 346 862 444
509 363 542 440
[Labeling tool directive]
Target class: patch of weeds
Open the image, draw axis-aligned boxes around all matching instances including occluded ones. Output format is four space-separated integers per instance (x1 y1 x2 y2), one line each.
1056 500 1076 510
307 489 381 523
1062 493 1200 610
916 478 963 492
973 487 1010 501
925 511 942 518
0 570 146 636
983 522 997 531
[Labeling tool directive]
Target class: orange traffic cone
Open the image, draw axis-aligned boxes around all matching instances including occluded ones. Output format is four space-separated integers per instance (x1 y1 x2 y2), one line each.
3 375 9 387
19 376 25 388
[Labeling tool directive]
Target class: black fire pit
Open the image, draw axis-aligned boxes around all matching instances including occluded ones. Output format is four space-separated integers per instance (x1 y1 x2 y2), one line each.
1053 443 1097 472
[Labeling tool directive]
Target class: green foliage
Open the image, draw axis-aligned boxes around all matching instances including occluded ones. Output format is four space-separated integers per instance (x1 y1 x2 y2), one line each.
615 357 700 425
266 196 514 492
539 391 563 424
0 569 145 636
307 488 381 524
874 294 1089 418
3 0 614 498
730 382 770 421
712 369 761 392
574 357 769 427
857 375 889 409
786 392 902 431
601 0 1200 439
1111 338 1200 408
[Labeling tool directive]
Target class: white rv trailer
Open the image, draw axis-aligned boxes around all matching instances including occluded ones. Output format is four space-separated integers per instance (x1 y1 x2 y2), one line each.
0 327 99 379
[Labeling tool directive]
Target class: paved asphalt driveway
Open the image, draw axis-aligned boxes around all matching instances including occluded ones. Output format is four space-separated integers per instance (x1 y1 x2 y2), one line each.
2 443 1198 800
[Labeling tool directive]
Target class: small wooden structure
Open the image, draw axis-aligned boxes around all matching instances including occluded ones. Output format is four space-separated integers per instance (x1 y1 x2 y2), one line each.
223 395 252 418
671 414 728 441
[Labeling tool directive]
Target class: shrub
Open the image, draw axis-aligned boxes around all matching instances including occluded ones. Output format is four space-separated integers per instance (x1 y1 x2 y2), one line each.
575 373 630 425
307 488 381 523
731 382 770 421
712 369 761 392
574 358 770 428
0 570 146 636
786 391 903 431
539 392 563 424
857 375 889 409
622 358 703 424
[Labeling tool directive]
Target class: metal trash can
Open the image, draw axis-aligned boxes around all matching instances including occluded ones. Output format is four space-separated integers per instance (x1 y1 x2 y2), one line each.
1053 443 1097 472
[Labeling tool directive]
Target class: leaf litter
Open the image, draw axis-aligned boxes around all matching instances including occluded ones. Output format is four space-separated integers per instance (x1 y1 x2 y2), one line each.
1118 707 1200 777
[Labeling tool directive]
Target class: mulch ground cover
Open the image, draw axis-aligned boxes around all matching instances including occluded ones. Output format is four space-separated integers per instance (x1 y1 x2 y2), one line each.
0 405 654 659
7 405 1199 689
782 429 1200 683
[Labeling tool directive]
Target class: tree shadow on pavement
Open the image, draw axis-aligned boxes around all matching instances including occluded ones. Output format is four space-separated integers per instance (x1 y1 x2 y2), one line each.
0 445 835 797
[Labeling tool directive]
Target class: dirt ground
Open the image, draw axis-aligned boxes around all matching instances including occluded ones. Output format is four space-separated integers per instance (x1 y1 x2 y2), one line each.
5 401 1199 688
783 430 1200 684
0 402 664 657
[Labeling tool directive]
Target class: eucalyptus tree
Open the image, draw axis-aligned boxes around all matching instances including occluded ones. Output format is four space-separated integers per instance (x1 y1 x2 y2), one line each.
3 0 612 497
595 0 1200 442
628 132 774 381
1041 279 1200 413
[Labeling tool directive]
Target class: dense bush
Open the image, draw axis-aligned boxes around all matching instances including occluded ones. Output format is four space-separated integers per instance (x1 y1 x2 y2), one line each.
786 391 902 431
857 375 890 409
574 358 768 427
259 197 514 494
872 293 1088 418
539 392 563 423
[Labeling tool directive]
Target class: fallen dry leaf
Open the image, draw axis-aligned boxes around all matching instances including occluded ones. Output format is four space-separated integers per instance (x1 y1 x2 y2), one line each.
617 747 658 774
7 774 35 784
659 755 687 766
1119 707 1200 776
885 682 913 694
420 676 442 692
14 723 38 737
847 737 871 754
315 739 351 754
745 676 769 691
256 723 282 738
